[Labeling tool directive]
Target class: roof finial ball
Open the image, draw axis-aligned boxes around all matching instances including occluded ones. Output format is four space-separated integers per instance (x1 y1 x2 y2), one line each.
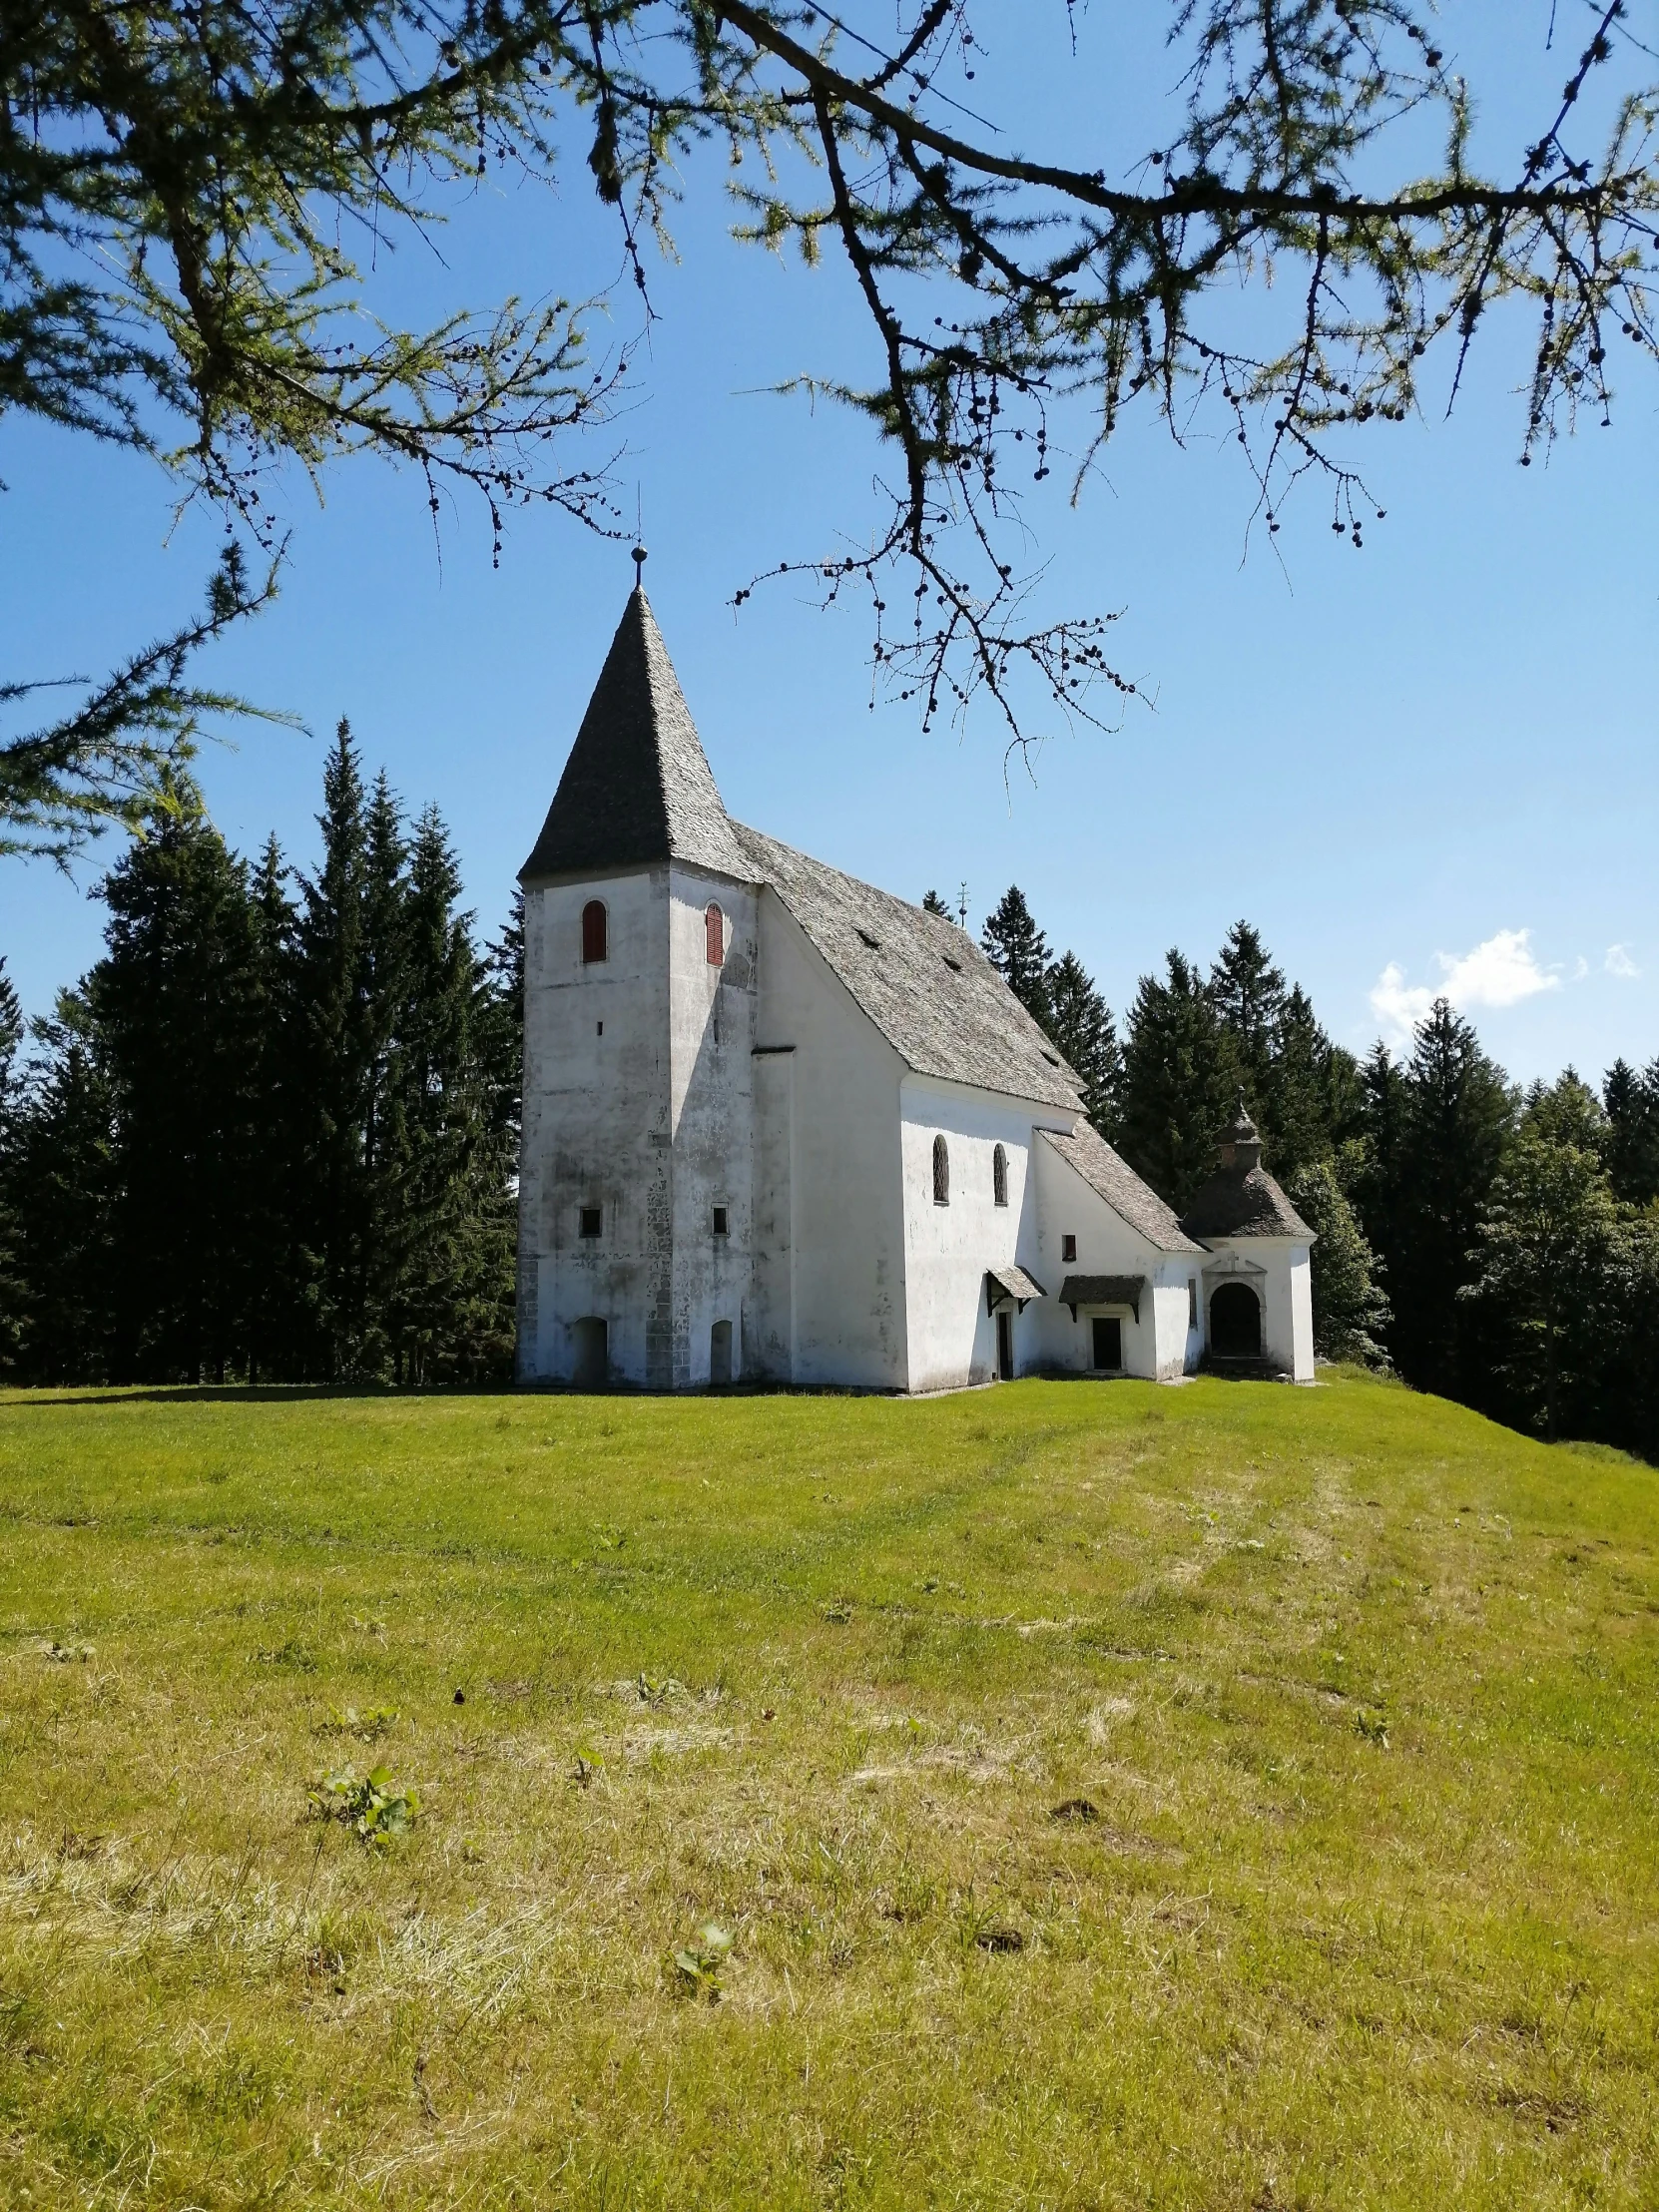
631 543 648 590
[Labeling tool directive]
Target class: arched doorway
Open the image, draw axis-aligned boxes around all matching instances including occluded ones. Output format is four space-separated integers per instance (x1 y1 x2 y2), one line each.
1210 1282 1261 1360
710 1319 733 1385
572 1316 608 1388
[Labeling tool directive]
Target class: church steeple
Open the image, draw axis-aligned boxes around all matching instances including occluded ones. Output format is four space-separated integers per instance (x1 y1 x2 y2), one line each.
520 582 748 882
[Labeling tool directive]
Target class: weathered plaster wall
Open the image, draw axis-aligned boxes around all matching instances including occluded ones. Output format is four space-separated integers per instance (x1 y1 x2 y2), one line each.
898 1078 1065 1393
667 864 759 1386
518 864 670 1383
752 892 908 1388
1025 1139 1202 1380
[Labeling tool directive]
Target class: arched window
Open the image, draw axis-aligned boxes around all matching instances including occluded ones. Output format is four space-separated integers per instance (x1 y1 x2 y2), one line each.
992 1143 1008 1208
705 902 725 965
581 899 607 964
932 1134 950 1207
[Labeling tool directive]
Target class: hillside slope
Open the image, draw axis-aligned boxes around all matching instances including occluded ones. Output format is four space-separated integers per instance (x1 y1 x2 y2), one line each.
0 1372 1654 2208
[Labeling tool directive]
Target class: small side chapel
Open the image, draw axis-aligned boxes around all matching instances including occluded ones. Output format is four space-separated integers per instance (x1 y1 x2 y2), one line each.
515 579 1315 1392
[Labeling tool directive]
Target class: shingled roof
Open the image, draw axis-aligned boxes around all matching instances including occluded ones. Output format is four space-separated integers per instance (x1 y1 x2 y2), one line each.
1180 1164 1313 1241
730 822 1085 1113
1039 1123 1204 1254
520 588 749 882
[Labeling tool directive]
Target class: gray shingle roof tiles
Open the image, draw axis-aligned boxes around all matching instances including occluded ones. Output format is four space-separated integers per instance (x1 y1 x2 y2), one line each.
1180 1164 1314 1241
520 589 749 882
730 822 1085 1113
1040 1123 1204 1255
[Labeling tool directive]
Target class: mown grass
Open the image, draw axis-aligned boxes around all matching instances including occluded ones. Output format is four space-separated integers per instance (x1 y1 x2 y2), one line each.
0 1369 1654 2209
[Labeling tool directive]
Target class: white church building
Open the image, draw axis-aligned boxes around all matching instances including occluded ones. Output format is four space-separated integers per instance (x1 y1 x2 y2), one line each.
516 581 1315 1392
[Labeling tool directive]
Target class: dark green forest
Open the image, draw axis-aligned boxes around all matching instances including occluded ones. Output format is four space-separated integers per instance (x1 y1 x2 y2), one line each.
4 810 1656 1461
975 886 1659 1462
0 727 520 1385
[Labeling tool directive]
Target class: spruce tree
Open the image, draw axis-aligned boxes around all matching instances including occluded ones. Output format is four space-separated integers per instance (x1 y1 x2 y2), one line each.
980 887 1052 1027
7 994 116 1382
1391 999 1515 1400
1208 921 1284 1120
293 721 379 1379
921 889 952 917
0 961 26 1373
1045 951 1123 1141
85 781 268 1381
246 835 302 1380
1118 950 1239 1208
1603 1057 1659 1206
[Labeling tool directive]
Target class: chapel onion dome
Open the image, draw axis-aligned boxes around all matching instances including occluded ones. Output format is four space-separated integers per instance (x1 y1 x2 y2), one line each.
1178 1092 1315 1242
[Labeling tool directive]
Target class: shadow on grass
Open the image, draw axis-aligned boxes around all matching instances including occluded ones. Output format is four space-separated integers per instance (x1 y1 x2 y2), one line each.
0 1382 519 1408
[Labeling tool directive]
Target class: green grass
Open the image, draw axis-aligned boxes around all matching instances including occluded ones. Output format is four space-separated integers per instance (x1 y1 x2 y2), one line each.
0 1370 1655 2208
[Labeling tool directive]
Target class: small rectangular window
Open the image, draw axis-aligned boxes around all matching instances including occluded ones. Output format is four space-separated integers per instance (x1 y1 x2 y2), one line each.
579 1205 602 1239
713 1206 729 1237
1061 1234 1077 1263
1188 1279 1198 1328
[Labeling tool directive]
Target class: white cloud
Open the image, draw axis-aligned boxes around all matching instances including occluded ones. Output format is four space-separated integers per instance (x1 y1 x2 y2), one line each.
1370 927 1559 1045
1605 943 1641 979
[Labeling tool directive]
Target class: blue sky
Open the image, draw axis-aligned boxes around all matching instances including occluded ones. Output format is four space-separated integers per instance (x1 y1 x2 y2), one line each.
3 3 1655 1086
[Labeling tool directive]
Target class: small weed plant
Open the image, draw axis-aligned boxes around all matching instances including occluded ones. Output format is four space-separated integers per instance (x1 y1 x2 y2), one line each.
308 1765 419 1847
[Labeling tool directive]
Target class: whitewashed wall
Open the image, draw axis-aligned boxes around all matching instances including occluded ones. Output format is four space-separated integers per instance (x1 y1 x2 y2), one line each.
1026 1137 1202 1381
518 864 671 1383
667 864 759 1386
898 1078 1068 1392
1203 1239 1314 1382
751 891 910 1387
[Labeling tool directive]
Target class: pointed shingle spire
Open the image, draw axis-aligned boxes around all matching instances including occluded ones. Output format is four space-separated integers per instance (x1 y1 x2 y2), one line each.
520 586 748 882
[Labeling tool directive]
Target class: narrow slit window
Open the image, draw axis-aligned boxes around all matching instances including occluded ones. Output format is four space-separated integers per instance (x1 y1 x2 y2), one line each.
1188 1279 1199 1329
713 1205 729 1237
992 1143 1008 1208
705 902 725 965
579 1205 602 1239
1061 1233 1077 1263
932 1134 950 1207
581 900 607 964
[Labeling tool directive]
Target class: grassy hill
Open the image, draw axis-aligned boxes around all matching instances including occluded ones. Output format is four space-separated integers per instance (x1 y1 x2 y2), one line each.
0 1372 1654 2208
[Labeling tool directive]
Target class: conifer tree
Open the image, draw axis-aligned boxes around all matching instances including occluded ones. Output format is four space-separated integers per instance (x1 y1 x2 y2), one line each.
245 835 302 1381
1118 950 1239 1209
1208 922 1284 1116
0 961 26 1372
293 722 379 1378
85 782 269 1380
981 887 1052 1028
1390 999 1515 1400
921 889 952 917
7 994 116 1382
1045 951 1123 1141
1602 1058 1659 1207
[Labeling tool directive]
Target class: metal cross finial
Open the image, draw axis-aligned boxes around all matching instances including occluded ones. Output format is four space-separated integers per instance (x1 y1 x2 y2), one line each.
631 543 648 585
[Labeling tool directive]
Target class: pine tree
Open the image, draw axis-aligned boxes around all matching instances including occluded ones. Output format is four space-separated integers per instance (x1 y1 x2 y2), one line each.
1045 950 1123 1140
1208 921 1284 1119
980 887 1052 1027
921 889 952 917
1118 950 1240 1208
1603 1057 1659 1206
85 781 269 1381
8 994 117 1382
0 960 26 1373
292 721 379 1379
245 835 302 1381
1391 999 1515 1400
